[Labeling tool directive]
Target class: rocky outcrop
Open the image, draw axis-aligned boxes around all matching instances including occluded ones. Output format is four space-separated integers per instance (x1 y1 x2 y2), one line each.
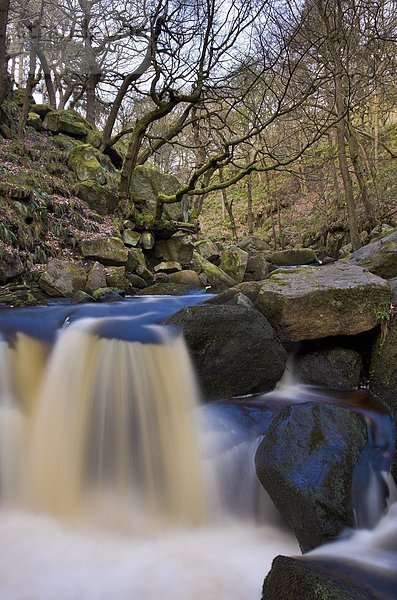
296 349 362 390
39 259 86 297
77 181 118 215
220 245 248 283
347 230 397 279
255 263 391 341
81 236 128 266
255 402 367 553
166 304 286 400
370 321 397 482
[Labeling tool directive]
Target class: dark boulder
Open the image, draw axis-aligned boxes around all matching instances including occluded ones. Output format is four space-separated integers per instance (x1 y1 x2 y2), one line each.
165 305 286 400
255 402 367 553
262 555 396 600
296 348 362 391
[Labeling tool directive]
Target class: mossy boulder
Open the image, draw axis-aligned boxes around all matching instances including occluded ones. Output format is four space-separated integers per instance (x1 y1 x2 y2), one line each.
370 321 397 482
92 287 125 302
67 144 106 184
194 239 220 264
220 245 248 283
86 129 102 149
267 248 318 266
26 112 41 130
168 270 201 287
31 104 53 119
0 246 24 283
166 304 286 400
86 261 107 294
140 231 155 250
105 266 130 291
255 402 367 553
43 109 91 138
193 251 236 292
126 248 146 272
77 180 118 215
255 264 391 341
39 259 87 297
129 164 186 221
346 231 397 279
81 236 128 266
136 282 198 295
154 233 194 265
0 285 41 307
123 230 141 247
153 261 182 274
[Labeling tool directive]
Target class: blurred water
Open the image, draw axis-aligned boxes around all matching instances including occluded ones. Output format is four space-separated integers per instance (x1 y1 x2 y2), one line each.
0 298 395 599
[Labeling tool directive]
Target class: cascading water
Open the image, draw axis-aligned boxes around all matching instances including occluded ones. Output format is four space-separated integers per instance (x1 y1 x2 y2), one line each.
0 296 396 599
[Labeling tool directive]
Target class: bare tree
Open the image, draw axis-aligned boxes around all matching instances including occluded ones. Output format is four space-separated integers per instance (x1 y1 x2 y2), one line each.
0 0 10 105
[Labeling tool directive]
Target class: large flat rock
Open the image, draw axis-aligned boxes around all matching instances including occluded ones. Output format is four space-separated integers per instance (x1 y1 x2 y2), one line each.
255 264 390 341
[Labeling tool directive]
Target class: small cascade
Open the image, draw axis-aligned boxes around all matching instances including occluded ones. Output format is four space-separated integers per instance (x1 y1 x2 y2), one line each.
0 298 396 599
0 315 209 530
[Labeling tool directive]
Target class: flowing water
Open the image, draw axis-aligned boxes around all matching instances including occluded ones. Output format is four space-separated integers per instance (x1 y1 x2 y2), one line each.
0 296 395 599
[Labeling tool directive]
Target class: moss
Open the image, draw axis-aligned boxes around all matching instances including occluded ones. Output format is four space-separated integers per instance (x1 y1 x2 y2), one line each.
67 144 106 184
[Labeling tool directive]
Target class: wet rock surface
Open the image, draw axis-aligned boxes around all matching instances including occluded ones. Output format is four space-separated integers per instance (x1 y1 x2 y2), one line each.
262 555 397 600
255 402 367 552
166 304 286 400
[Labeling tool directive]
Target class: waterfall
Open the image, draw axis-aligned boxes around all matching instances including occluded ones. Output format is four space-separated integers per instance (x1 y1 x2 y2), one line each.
0 318 208 530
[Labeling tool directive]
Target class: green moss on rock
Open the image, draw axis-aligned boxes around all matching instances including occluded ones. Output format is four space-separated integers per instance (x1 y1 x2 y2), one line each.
67 144 106 184
81 236 128 266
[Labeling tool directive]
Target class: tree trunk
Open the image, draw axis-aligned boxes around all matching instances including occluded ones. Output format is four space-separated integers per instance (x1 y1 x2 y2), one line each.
0 0 10 106
318 0 361 250
346 124 375 229
36 49 56 107
327 132 343 208
336 121 361 250
119 100 178 201
85 72 101 126
219 168 238 242
18 23 38 138
247 173 254 234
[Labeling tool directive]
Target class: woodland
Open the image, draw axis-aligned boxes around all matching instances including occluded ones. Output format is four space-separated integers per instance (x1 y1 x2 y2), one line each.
1 0 397 255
